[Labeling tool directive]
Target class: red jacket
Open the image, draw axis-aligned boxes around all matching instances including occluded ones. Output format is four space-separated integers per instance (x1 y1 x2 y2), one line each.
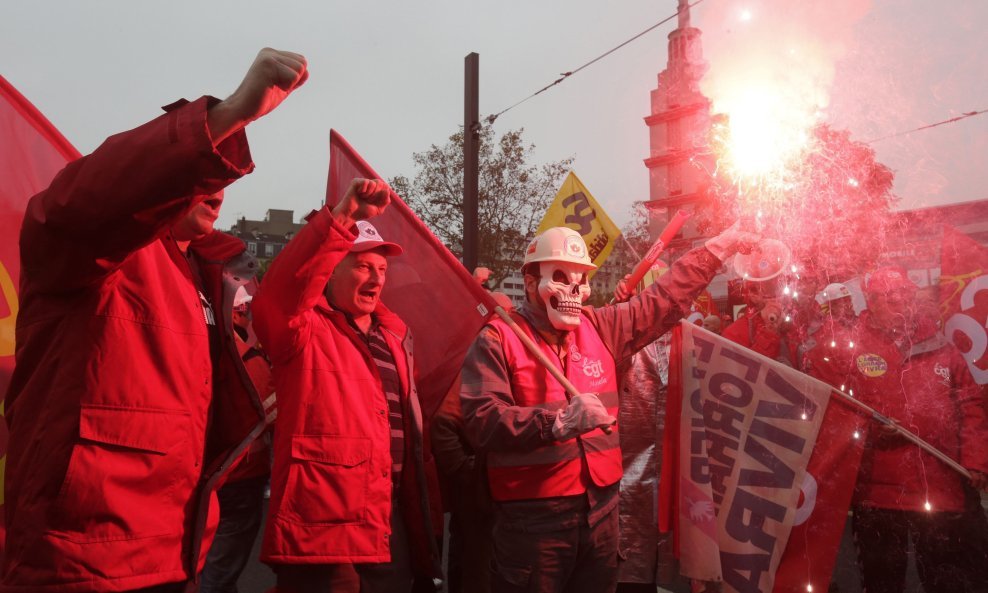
2 97 267 592
721 309 798 367
846 312 988 512
226 336 275 482
252 208 439 576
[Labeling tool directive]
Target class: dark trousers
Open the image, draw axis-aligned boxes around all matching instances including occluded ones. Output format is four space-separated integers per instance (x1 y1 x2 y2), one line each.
852 503 988 593
200 476 268 593
274 503 413 593
490 496 618 593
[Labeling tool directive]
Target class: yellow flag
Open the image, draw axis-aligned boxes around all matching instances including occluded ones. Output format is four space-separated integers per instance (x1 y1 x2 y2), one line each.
537 171 621 275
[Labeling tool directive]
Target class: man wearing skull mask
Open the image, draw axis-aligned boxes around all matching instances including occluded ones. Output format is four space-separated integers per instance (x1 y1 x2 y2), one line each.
461 223 757 593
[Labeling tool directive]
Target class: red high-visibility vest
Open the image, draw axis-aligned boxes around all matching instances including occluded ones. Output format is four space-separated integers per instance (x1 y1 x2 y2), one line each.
486 312 623 501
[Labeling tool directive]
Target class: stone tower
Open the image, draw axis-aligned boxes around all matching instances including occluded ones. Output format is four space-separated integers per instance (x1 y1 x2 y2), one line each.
642 0 713 252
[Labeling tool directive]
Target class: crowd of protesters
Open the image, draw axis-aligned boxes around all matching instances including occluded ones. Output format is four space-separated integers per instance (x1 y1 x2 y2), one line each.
3 48 988 593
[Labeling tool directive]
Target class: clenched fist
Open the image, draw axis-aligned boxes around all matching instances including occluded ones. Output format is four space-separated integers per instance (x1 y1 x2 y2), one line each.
208 48 309 142
333 178 398 227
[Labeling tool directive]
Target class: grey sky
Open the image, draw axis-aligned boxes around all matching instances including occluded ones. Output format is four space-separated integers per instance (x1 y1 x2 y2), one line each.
3 0 985 232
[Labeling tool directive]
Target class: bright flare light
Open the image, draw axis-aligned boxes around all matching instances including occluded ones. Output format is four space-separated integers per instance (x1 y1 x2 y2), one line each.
924 501 932 512
740 9 753 22
714 87 817 186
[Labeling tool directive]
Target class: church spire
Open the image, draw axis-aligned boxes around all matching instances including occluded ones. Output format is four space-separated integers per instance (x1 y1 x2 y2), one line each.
678 0 691 30
642 0 713 244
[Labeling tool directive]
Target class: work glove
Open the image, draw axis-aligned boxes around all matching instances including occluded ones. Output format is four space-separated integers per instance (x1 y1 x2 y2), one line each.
704 220 762 262
551 392 617 442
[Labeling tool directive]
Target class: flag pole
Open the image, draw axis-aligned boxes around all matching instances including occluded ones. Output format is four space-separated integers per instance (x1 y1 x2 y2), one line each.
692 322 973 480
494 305 612 433
826 381 972 480
609 209 690 304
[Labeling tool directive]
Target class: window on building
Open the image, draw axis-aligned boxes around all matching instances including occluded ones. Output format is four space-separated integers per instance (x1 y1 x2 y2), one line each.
247 242 257 255
265 243 274 257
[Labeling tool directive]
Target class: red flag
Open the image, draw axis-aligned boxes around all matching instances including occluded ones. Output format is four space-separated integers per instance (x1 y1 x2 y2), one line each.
0 75 80 550
693 289 719 317
327 130 497 419
660 321 866 593
772 397 866 592
939 225 988 385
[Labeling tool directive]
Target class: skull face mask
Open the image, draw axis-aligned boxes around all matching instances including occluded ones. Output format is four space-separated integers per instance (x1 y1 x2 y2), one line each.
538 262 591 331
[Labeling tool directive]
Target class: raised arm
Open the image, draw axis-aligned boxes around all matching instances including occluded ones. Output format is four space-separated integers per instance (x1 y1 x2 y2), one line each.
20 48 307 292
590 221 758 362
252 178 394 362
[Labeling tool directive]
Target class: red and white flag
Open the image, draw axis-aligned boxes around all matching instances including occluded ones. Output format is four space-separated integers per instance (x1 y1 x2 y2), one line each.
939 225 988 385
660 321 866 593
327 130 496 419
0 75 80 551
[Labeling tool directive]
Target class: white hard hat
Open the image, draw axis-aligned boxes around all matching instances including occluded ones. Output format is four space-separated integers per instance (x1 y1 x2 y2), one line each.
523 227 597 271
815 282 852 305
233 285 253 311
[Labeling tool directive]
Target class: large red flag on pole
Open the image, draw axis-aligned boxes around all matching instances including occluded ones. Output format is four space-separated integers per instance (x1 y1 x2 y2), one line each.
660 321 867 593
0 75 81 550
327 130 497 420
939 225 988 385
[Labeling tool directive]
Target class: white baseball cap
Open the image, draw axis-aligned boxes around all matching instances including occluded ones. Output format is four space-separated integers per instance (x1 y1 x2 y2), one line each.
351 220 402 256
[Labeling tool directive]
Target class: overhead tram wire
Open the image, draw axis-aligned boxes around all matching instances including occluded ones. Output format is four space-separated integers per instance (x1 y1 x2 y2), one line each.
866 108 988 144
483 0 708 128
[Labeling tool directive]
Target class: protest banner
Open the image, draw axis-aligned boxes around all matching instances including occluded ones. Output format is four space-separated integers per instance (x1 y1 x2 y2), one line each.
662 321 864 593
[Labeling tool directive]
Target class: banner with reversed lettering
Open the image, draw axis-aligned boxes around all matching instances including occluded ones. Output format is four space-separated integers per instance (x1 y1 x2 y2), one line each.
676 321 834 593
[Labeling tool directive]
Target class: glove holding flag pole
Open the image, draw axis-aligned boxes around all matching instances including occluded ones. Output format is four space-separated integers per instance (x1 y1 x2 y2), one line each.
493 305 616 437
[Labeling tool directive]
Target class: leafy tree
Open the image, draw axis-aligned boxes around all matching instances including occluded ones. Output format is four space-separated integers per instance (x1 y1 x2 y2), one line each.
391 127 573 288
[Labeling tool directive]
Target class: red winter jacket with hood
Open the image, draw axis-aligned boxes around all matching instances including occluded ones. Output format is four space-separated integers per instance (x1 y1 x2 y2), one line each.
2 97 267 592
845 311 988 512
252 207 440 577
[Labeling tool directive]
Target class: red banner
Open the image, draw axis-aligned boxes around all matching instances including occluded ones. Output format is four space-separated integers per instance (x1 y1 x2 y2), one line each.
772 397 866 592
939 225 988 385
327 130 496 420
0 75 80 548
661 322 866 593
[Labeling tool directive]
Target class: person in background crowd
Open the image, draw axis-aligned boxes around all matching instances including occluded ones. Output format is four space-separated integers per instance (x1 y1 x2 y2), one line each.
609 279 679 593
845 267 988 593
2 48 306 593
473 266 493 288
201 288 276 593
721 278 797 366
430 268 514 593
800 281 857 378
701 314 722 334
430 374 495 593
461 222 758 593
474 265 515 310
252 179 440 593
